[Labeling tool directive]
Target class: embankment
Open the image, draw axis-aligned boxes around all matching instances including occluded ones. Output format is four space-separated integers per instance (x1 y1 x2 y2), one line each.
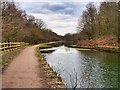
36 42 66 88
68 36 119 53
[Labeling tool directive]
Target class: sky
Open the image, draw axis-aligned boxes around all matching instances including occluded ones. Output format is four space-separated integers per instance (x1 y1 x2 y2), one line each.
15 0 104 36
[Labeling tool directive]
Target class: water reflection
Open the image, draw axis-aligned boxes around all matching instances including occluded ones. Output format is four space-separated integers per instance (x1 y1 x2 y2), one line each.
42 45 118 88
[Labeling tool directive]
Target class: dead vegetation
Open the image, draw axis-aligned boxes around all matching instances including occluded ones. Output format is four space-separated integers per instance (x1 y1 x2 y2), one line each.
77 36 118 47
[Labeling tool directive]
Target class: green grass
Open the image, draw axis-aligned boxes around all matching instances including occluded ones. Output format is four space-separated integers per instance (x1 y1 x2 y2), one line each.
70 45 77 47
48 85 52 88
69 45 78 48
36 46 43 58
46 67 53 71
58 76 62 82
77 48 92 51
48 75 58 78
39 45 51 47
42 63 46 66
52 71 57 75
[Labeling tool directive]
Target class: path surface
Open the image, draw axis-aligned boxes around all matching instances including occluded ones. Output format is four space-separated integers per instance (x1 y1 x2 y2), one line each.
2 45 47 88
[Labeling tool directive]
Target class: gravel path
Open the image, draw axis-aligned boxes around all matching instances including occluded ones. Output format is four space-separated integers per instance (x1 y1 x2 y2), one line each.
2 45 47 88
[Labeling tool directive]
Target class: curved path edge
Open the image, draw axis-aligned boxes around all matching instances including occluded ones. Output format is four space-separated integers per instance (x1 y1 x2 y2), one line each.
2 44 47 88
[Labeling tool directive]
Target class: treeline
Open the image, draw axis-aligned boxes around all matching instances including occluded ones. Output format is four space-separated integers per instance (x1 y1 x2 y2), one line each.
2 2 62 44
64 2 119 47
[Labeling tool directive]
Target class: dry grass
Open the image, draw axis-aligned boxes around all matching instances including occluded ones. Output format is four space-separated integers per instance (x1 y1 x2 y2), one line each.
77 36 118 48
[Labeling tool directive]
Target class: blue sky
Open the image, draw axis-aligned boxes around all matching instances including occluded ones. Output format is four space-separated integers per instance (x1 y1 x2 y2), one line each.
16 0 103 35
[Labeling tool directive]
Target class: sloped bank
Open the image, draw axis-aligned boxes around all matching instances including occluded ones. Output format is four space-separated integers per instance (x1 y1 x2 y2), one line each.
36 45 66 88
68 45 119 53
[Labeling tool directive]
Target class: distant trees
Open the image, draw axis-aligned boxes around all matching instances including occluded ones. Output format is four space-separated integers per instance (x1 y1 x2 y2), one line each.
64 33 80 44
65 2 119 46
98 2 118 37
77 2 118 39
2 1 61 44
80 3 97 40
118 1 120 46
2 1 119 46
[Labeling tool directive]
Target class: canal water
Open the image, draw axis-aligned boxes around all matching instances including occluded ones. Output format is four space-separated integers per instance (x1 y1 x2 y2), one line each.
41 45 118 88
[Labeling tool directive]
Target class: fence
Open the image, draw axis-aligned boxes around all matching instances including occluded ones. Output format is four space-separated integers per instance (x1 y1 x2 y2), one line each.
0 42 29 53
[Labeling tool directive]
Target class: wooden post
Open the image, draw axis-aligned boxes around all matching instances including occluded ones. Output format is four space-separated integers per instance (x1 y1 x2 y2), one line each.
11 42 13 51
9 42 11 51
6 41 8 52
4 42 5 52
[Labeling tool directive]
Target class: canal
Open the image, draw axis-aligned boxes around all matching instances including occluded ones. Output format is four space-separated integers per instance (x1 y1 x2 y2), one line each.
41 45 118 88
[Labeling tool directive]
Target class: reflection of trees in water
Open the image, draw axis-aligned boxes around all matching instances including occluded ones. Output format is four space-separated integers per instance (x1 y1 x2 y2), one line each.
66 65 97 88
80 51 118 88
45 47 118 88
66 55 103 88
65 47 71 52
81 56 97 88
51 54 101 88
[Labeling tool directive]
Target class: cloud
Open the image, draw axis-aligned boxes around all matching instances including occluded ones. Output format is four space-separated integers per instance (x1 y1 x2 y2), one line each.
29 13 78 35
15 0 104 2
21 2 81 16
17 1 102 35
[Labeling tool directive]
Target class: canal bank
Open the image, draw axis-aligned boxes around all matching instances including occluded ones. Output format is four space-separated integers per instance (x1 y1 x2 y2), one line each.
68 45 119 53
39 45 118 88
36 43 66 88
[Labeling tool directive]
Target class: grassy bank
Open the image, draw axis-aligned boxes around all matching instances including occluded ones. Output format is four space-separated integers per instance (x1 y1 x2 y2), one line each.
38 45 52 49
70 36 119 53
1 47 25 69
1 44 32 69
36 45 66 88
69 45 119 53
